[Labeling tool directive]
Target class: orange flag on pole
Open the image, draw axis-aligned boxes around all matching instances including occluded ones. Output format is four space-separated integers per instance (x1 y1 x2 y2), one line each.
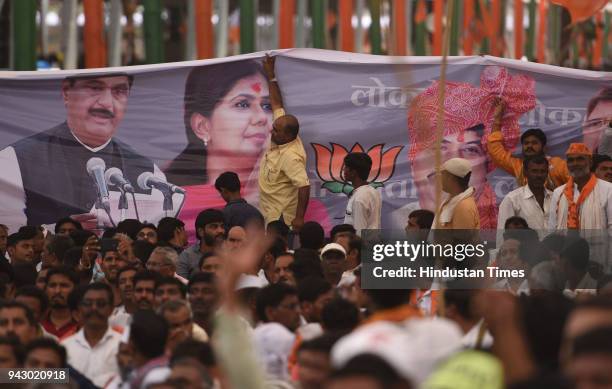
279 0 295 48
537 0 548 63
393 0 407 55
339 0 354 52
514 0 523 59
415 0 427 23
83 0 107 68
550 0 608 24
433 0 444 55
195 0 214 59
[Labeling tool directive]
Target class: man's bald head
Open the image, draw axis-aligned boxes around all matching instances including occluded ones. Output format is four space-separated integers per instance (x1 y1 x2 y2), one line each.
272 115 300 145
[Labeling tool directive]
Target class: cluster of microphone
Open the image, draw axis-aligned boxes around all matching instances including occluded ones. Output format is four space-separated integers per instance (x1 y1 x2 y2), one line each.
86 157 185 215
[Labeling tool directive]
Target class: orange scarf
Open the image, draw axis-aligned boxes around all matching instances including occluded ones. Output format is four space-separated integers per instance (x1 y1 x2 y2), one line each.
564 174 598 229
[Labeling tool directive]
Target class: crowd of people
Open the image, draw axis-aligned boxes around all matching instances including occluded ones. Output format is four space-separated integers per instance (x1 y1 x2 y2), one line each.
0 56 611 389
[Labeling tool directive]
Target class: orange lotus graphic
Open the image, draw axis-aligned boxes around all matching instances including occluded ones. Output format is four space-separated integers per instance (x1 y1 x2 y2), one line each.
312 143 403 195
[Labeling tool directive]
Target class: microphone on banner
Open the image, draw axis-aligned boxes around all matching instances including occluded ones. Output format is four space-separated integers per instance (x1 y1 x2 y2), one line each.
105 167 135 193
137 172 186 195
86 157 111 210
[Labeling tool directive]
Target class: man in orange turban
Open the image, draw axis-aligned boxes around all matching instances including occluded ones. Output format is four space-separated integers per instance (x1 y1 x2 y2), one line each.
548 142 612 274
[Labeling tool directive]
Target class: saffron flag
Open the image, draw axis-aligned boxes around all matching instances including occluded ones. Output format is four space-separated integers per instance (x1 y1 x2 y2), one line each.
550 0 609 24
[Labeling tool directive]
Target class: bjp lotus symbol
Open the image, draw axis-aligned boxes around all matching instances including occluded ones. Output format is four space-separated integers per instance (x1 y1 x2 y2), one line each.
312 143 403 195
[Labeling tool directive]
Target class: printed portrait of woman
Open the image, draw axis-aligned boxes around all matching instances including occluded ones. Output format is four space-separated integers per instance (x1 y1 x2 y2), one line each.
165 59 331 239
164 60 273 238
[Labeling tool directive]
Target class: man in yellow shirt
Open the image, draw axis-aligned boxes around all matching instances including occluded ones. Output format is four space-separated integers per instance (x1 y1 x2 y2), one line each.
259 55 310 232
434 158 480 230
487 99 569 189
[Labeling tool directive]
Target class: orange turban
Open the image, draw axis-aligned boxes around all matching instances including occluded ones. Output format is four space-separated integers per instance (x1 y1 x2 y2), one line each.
565 143 592 156
407 66 536 163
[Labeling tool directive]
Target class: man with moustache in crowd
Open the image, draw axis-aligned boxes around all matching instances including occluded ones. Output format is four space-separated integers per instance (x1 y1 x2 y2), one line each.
62 282 122 388
109 266 138 329
100 243 128 310
132 270 160 311
41 267 79 340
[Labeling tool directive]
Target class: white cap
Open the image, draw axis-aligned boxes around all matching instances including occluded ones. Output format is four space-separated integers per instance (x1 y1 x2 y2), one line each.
441 158 472 178
331 318 463 385
235 274 267 290
320 243 347 258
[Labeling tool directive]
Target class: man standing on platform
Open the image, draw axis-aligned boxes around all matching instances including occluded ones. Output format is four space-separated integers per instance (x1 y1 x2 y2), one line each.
259 55 310 232
498 155 552 231
342 152 382 236
487 98 569 189
433 158 480 230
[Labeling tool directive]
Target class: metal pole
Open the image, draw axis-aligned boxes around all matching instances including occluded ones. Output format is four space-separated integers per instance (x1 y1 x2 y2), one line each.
62 0 78 69
216 0 229 57
355 0 365 53
109 0 123 66
41 0 49 57
296 0 306 47
186 0 196 60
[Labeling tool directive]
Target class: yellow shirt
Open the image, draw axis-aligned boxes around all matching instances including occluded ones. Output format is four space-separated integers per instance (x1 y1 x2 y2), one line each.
258 136 310 225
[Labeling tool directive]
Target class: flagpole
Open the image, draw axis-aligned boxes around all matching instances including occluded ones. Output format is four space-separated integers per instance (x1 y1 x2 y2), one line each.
216 0 229 58
83 0 107 68
369 0 382 54
109 0 123 66
11 0 37 70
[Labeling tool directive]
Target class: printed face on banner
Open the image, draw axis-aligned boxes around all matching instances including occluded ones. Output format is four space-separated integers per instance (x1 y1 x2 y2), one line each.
206 74 272 156
583 88 612 153
411 130 488 211
62 76 130 147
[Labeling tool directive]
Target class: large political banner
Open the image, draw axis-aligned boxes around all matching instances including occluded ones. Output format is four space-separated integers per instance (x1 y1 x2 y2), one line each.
0 49 610 237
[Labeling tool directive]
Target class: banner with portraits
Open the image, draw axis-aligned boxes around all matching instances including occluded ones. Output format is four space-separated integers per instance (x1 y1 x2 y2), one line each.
0 49 610 237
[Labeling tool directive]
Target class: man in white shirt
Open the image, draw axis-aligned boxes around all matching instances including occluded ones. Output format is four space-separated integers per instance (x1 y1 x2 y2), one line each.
343 152 382 236
0 73 172 232
62 282 122 388
498 155 552 231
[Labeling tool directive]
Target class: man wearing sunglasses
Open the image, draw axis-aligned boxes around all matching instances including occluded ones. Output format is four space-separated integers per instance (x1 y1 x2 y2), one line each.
0 73 169 232
62 282 122 388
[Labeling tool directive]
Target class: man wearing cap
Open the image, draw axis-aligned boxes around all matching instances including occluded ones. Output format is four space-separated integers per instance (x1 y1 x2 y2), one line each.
487 98 569 189
549 143 612 232
433 158 480 230
320 243 347 286
0 73 168 232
